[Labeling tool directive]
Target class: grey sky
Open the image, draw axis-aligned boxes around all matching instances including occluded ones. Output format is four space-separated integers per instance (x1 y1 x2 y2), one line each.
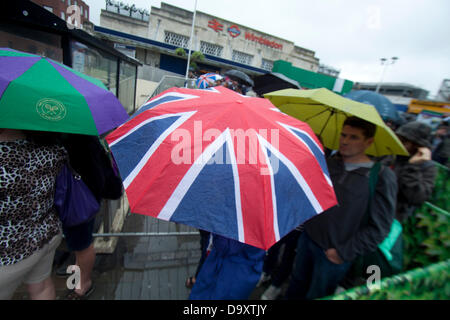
85 0 450 98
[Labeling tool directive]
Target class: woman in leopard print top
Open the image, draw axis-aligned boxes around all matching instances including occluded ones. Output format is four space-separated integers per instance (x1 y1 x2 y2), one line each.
0 128 67 299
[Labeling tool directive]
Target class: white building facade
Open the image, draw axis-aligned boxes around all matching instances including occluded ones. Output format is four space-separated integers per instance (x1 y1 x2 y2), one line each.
98 2 319 75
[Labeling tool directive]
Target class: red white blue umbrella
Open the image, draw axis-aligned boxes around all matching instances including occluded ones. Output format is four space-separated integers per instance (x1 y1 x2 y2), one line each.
195 73 223 89
106 86 337 250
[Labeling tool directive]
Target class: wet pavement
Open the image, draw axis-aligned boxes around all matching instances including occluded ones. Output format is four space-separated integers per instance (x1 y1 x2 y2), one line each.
12 212 203 300
12 210 272 300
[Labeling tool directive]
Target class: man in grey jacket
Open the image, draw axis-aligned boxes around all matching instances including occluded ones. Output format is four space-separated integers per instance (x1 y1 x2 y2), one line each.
285 117 398 300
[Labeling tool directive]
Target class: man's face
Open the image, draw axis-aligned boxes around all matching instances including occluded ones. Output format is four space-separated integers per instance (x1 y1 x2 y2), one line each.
339 125 374 158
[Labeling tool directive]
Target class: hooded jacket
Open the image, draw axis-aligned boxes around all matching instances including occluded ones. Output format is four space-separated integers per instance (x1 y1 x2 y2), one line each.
305 155 398 262
392 121 437 221
390 156 437 222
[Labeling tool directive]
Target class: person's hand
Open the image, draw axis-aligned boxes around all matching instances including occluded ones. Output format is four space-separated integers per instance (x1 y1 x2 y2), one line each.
409 147 432 164
325 248 343 264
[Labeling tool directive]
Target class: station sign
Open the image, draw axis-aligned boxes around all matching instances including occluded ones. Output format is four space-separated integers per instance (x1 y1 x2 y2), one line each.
207 19 282 50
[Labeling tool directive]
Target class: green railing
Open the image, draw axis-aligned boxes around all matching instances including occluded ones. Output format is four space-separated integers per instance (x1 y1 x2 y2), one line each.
327 259 450 300
326 162 450 300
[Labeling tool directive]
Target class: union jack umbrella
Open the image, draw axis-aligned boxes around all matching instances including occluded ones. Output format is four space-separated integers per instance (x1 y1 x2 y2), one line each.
106 86 337 250
195 73 223 89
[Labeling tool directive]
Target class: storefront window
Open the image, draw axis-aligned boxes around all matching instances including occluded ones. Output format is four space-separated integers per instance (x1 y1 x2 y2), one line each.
0 25 63 62
119 60 137 114
232 50 253 65
261 58 274 71
70 41 118 95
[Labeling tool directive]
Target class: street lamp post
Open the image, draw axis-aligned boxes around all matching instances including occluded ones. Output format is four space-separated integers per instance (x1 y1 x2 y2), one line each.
375 56 398 93
185 0 198 87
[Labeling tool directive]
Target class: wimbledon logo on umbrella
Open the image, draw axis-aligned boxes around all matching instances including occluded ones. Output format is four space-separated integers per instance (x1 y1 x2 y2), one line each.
36 98 67 121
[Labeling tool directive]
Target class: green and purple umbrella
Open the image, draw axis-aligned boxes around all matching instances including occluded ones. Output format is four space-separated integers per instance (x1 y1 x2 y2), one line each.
0 48 128 135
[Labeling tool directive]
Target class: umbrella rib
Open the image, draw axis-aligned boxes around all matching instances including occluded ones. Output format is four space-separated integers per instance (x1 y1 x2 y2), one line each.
331 111 340 148
318 109 334 137
304 108 330 122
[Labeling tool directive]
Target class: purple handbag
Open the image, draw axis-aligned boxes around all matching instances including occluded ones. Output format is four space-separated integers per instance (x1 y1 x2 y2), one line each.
54 162 100 227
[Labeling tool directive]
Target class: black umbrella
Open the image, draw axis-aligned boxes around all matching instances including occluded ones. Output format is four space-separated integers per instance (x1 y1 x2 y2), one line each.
253 72 301 96
224 69 254 87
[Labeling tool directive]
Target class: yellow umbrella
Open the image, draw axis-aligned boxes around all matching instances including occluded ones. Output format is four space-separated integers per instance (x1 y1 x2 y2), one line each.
264 88 409 157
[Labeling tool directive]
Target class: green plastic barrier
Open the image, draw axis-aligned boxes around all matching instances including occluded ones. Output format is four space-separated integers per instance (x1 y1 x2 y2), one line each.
430 162 450 212
403 202 450 270
325 259 450 300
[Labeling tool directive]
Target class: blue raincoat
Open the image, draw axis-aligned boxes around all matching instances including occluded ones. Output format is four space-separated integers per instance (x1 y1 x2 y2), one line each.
189 234 266 300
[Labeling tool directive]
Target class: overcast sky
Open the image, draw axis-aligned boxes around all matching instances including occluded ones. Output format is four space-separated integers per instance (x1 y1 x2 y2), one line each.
84 0 450 98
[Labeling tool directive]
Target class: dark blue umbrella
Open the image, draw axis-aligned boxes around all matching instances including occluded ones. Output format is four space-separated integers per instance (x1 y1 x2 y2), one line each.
344 90 400 123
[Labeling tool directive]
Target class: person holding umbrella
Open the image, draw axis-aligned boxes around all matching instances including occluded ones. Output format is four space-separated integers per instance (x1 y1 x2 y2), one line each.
223 69 254 95
0 48 129 300
188 76 264 300
59 134 123 300
285 116 398 300
0 129 66 300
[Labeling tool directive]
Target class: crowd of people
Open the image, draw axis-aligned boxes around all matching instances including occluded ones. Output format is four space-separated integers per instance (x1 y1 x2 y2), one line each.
1 67 448 300
179 70 446 300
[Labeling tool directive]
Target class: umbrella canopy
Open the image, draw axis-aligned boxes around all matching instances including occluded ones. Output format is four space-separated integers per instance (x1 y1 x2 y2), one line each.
106 86 337 250
265 88 409 157
344 90 400 123
0 48 128 135
253 72 301 96
224 69 254 87
195 73 223 89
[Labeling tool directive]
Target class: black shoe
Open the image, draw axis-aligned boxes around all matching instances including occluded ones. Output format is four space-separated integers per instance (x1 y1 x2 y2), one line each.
63 284 95 300
56 264 71 277
55 253 76 277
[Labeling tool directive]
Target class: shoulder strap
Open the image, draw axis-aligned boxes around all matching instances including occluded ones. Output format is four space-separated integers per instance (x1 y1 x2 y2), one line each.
368 162 381 199
362 161 382 226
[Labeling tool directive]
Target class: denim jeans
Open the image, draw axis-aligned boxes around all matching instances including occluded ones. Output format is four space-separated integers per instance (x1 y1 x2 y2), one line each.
285 232 351 300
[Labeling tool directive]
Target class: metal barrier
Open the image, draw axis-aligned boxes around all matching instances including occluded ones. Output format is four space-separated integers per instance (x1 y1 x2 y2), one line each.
93 198 199 254
94 193 199 254
148 75 196 100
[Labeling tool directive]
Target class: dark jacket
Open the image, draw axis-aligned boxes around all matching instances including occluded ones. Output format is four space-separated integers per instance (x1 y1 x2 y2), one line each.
305 155 398 262
432 135 450 166
390 156 437 222
62 134 123 202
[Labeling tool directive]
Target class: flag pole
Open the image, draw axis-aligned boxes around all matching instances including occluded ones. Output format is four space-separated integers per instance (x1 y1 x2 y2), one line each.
185 0 198 87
